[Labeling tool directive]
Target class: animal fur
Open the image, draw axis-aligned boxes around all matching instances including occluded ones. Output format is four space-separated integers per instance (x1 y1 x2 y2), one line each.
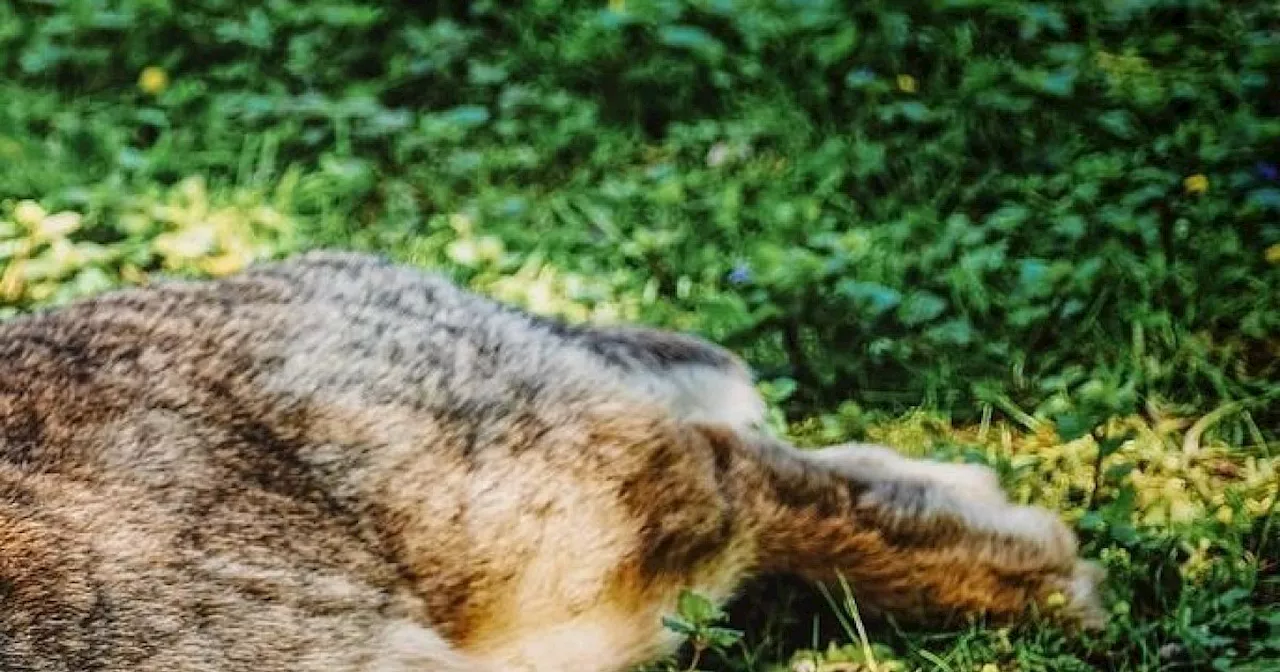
0 251 1104 671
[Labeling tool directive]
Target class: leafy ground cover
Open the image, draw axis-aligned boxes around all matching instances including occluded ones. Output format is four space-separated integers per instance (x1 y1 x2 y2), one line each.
1 0 1276 669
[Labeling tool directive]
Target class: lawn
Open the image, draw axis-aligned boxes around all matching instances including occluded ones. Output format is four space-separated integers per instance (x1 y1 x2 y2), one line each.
1 0 1277 669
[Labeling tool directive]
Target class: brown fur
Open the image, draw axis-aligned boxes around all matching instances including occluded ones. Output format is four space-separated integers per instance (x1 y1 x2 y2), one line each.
0 251 1103 671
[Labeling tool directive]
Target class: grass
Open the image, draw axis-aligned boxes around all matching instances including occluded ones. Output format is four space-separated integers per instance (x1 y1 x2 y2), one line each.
1 0 1278 669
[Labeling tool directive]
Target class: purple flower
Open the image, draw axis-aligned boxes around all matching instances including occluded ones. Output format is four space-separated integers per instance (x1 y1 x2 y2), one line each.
1257 162 1279 181
727 263 752 285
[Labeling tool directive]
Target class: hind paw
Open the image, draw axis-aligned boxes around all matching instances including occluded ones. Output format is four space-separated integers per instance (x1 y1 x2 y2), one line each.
1043 559 1108 630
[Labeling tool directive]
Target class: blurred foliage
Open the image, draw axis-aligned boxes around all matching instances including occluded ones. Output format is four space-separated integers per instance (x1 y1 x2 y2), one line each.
1 0 1277 670
0 178 296 316
1 0 1277 419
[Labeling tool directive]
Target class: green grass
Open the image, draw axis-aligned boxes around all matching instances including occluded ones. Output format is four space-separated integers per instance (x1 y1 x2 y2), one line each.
1 0 1277 669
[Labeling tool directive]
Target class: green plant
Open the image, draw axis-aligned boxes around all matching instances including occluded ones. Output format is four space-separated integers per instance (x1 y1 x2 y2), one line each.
657 590 745 672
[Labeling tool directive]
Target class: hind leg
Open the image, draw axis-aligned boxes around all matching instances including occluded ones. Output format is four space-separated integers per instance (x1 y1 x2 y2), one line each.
701 429 1108 630
800 441 1101 607
557 319 1080 569
806 442 1009 506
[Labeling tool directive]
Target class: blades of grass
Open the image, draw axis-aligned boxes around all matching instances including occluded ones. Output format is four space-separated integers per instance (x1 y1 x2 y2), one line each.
815 581 857 645
885 616 957 672
835 574 879 672
1182 400 1245 455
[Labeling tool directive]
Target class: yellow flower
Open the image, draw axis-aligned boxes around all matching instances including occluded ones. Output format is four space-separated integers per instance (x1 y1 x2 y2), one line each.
153 225 217 264
120 264 148 285
979 664 1001 672
200 251 253 277
447 212 474 235
897 74 917 93
31 211 82 242
475 235 505 263
47 238 87 271
1183 174 1208 194
445 239 480 267
790 659 817 672
12 200 46 228
1044 591 1067 608
138 66 169 95
0 259 25 301
1265 243 1280 265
